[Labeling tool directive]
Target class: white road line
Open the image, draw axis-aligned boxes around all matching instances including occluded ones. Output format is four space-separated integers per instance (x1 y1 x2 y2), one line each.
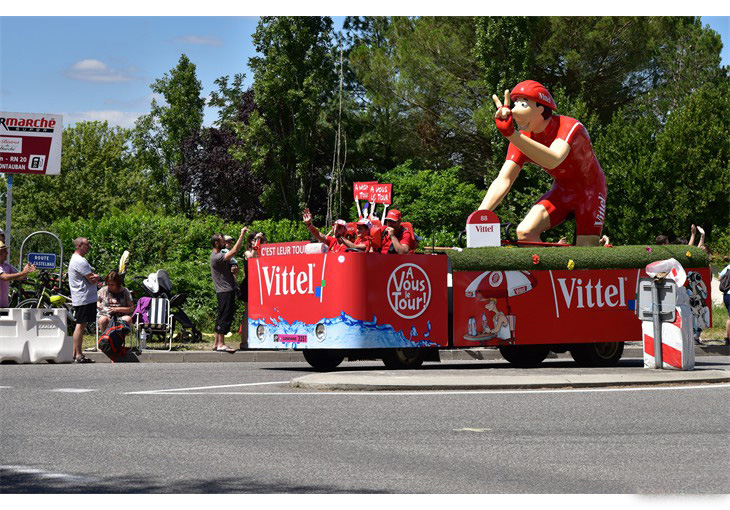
51 388 97 393
123 380 290 395
0 465 99 483
124 383 730 396
0 386 13 389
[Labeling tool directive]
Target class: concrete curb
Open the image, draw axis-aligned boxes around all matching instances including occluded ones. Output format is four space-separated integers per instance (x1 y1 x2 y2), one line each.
82 346 728 363
290 369 730 392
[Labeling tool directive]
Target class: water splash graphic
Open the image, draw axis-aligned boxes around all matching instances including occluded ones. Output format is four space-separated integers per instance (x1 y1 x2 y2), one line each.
249 311 438 349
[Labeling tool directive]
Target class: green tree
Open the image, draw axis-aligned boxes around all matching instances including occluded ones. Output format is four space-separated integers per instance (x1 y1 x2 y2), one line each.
237 16 338 219
377 162 483 240
133 54 205 214
9 121 139 230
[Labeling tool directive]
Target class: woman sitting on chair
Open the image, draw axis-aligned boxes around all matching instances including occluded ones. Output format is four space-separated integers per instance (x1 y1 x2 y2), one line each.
97 270 135 332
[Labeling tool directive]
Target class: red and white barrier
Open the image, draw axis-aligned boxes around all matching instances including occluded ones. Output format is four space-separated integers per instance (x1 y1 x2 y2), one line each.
0 308 72 363
642 301 694 370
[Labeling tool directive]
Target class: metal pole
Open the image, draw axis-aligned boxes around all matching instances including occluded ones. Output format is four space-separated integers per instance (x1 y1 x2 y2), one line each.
4 174 12 252
651 278 663 369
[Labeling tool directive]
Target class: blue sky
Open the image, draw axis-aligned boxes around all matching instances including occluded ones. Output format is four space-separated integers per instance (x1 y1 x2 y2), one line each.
1 15 728 130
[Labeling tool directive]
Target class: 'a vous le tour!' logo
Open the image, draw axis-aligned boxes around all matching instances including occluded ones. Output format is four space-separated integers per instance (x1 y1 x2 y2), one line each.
387 263 431 319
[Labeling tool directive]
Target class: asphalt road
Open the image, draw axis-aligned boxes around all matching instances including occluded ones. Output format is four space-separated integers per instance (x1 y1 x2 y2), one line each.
1 357 729 494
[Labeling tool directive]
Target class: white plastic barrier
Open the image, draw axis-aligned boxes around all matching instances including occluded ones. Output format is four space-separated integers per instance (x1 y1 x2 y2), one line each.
0 308 72 363
642 289 695 370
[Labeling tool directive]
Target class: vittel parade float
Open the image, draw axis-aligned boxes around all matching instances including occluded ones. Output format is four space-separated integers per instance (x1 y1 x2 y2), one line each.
244 81 713 370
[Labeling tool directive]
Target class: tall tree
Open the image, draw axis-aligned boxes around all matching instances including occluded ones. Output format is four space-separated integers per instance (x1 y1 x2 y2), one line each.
238 16 338 219
133 54 205 214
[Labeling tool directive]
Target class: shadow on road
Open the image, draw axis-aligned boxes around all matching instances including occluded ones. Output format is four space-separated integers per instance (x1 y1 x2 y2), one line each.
0 471 389 494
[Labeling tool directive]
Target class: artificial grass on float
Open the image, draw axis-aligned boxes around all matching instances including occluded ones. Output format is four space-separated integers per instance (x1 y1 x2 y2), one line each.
447 245 709 272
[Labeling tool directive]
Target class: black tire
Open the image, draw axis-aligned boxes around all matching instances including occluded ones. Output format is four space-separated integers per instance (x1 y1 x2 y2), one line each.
381 348 425 369
570 342 624 367
499 345 550 368
303 350 345 371
192 328 203 343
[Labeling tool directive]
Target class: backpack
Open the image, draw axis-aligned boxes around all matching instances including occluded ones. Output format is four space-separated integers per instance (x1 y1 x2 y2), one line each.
99 316 130 360
720 270 730 294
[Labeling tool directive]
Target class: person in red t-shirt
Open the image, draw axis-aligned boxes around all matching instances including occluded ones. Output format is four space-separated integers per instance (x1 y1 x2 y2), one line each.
380 210 414 254
302 208 348 253
480 80 607 246
339 218 374 252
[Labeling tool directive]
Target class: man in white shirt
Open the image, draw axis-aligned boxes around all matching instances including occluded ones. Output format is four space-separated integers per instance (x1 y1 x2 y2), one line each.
68 237 100 363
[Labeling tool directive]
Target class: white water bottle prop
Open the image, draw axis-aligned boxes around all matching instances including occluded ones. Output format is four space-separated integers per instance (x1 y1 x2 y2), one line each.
369 201 376 220
645 258 686 287
355 199 362 219
381 203 389 223
139 329 147 349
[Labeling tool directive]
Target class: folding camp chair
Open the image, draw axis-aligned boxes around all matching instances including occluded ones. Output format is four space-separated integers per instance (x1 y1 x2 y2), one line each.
134 297 172 351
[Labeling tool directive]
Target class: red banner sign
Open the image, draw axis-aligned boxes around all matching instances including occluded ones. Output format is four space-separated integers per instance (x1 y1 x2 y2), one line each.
368 183 392 205
353 181 377 201
0 112 63 175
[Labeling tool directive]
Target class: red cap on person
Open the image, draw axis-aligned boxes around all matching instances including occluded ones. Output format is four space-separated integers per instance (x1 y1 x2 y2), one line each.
385 210 401 222
510 80 556 111
357 218 372 228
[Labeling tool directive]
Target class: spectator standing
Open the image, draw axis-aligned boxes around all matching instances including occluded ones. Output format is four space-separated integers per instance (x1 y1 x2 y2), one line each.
720 263 730 346
240 231 266 350
380 210 414 254
0 227 5 243
210 228 247 352
0 241 36 308
302 208 348 253
68 238 100 363
97 270 135 333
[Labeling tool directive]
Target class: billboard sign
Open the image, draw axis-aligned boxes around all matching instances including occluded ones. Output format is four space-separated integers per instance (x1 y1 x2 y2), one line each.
0 112 63 175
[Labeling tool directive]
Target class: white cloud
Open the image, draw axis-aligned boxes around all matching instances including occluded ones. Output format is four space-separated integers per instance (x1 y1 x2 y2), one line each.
64 59 138 83
62 110 145 129
174 35 223 46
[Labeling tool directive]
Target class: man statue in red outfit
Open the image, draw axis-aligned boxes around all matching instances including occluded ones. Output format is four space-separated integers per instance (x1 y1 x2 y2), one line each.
479 80 607 246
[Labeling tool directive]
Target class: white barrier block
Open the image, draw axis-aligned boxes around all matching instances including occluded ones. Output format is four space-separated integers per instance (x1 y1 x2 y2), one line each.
0 308 72 363
642 304 694 370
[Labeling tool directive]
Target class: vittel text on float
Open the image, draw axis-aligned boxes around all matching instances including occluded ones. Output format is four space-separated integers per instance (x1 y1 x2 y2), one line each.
557 277 627 309
261 264 316 296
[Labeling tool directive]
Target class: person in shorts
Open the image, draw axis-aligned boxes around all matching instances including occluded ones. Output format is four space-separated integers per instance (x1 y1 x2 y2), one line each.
480 80 607 246
68 237 100 363
210 228 247 352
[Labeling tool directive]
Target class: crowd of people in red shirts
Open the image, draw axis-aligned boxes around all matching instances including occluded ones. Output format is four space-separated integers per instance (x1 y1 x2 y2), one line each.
302 208 416 254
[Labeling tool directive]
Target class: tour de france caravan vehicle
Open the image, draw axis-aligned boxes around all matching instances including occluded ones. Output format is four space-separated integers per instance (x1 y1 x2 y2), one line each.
245 208 713 371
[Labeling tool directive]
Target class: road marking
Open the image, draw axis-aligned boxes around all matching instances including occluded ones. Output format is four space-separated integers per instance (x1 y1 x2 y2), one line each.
0 386 12 389
51 388 97 393
454 428 492 432
0 465 99 483
124 382 730 396
123 380 290 395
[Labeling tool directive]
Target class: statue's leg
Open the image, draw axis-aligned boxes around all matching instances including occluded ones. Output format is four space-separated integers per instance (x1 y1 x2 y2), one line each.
516 204 552 242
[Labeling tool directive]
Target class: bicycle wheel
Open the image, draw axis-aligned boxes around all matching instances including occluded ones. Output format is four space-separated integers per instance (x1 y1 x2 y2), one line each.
17 298 42 308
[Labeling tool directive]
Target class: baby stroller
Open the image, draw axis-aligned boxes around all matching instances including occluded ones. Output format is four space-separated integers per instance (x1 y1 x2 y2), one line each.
133 270 202 346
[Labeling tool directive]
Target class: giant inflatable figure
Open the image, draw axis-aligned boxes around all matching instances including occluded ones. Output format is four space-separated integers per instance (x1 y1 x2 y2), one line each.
479 80 607 246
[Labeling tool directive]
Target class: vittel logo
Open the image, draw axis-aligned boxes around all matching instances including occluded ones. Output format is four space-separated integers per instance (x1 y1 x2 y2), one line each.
387 263 431 319
539 92 550 103
261 263 316 296
557 277 627 309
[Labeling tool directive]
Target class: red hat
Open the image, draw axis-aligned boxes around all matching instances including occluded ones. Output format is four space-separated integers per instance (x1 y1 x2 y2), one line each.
510 80 556 111
357 218 372 228
385 209 401 222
